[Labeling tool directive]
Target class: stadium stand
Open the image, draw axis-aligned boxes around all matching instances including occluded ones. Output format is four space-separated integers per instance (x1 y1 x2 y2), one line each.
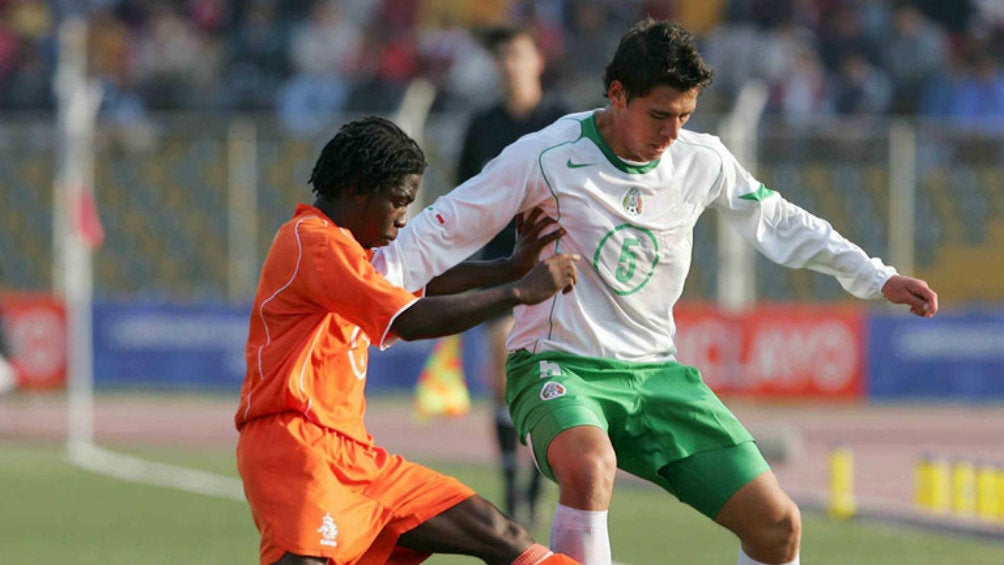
1 0 1001 305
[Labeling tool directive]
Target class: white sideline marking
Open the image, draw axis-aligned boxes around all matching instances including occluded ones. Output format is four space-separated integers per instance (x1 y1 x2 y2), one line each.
67 442 245 501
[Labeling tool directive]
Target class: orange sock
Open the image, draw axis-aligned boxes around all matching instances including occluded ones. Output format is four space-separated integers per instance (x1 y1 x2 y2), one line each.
511 543 582 565
536 553 581 564
512 543 550 565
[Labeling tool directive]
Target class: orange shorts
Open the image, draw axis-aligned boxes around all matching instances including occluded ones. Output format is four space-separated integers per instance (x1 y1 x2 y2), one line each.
237 413 476 565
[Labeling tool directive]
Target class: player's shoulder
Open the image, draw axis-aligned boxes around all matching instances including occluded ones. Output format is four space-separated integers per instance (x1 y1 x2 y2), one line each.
284 208 332 237
669 129 732 172
675 129 729 156
509 111 592 152
282 208 358 251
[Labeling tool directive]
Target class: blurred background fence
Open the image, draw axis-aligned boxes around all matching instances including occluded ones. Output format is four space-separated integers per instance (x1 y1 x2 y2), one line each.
1 114 1002 304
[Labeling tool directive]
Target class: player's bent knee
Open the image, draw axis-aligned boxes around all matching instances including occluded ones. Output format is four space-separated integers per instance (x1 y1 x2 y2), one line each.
554 452 614 485
747 502 801 561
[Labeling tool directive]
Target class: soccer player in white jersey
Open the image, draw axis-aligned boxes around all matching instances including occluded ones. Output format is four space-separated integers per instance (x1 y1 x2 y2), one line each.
374 18 938 565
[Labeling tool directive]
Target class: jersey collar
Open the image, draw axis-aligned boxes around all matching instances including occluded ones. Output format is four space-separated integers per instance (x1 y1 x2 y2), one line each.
581 113 661 174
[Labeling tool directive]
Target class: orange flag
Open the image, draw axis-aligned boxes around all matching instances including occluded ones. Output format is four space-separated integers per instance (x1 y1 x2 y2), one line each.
414 335 470 420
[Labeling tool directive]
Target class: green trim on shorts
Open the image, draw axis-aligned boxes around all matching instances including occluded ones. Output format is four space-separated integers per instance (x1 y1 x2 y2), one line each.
505 349 765 517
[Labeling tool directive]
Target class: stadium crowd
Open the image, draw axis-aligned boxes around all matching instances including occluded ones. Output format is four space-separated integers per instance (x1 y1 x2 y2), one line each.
1 0 1001 130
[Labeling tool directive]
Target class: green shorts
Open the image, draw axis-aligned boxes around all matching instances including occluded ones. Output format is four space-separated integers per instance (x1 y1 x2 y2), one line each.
505 350 769 518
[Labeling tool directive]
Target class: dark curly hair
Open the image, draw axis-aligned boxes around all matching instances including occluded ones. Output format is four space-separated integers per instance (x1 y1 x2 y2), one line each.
603 18 713 101
309 116 427 199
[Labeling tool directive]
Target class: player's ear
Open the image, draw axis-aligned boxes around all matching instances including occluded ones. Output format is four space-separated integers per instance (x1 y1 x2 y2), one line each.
608 81 627 107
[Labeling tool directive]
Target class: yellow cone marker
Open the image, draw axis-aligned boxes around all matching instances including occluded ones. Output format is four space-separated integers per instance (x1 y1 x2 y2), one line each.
976 462 999 520
915 455 934 509
829 446 856 520
952 459 976 517
929 457 951 513
996 465 1004 523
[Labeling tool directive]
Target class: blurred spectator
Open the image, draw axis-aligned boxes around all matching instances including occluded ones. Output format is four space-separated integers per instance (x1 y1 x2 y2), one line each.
418 0 509 29
0 18 21 85
224 0 289 111
289 0 362 76
416 22 495 111
771 38 833 123
7 45 51 110
644 0 726 38
953 51 1004 122
87 5 153 135
818 2 880 72
1 0 1002 121
343 20 418 113
700 1 762 112
882 2 948 115
832 49 892 116
913 0 975 35
278 0 363 134
188 0 229 33
757 11 829 121
134 3 206 110
558 0 622 109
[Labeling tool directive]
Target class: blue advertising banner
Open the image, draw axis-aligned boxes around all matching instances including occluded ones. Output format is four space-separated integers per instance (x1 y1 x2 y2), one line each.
92 302 490 393
867 310 1004 399
93 302 251 390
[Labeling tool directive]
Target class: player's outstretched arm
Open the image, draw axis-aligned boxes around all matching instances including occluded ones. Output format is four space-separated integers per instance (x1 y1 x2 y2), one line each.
881 274 939 318
393 253 579 340
425 207 564 296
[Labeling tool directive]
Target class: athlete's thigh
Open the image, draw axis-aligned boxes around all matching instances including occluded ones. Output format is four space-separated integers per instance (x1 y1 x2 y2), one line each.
504 351 612 481
237 414 385 565
613 362 755 483
354 455 477 564
657 441 770 519
396 495 529 560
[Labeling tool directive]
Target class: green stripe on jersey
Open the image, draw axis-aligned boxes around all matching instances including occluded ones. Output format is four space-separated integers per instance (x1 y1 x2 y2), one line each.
739 183 777 202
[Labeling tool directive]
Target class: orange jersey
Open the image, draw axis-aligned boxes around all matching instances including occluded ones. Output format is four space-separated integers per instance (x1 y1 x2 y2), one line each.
234 204 418 443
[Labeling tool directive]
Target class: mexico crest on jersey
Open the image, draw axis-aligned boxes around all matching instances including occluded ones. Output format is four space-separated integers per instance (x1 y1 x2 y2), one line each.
622 187 643 216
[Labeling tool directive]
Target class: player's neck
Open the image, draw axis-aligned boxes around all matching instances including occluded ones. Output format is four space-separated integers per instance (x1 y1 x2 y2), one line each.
313 196 351 228
592 107 625 158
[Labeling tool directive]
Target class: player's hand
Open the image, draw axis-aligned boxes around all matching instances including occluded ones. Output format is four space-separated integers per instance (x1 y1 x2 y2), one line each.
509 207 565 278
881 274 938 318
514 253 579 305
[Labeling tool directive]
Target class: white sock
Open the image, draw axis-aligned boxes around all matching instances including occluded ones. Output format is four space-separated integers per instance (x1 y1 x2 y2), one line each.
737 547 800 565
549 503 611 565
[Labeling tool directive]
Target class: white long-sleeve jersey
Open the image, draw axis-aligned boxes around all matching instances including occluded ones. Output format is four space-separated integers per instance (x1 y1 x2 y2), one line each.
374 111 896 362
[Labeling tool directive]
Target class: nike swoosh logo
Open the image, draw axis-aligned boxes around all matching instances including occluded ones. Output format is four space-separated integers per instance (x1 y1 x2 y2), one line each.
566 159 594 169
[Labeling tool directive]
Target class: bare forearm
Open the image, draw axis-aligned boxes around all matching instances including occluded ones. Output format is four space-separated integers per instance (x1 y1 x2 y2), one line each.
425 258 520 296
392 285 520 340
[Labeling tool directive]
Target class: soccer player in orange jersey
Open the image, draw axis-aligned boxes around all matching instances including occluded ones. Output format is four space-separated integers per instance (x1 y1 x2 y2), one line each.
235 116 582 565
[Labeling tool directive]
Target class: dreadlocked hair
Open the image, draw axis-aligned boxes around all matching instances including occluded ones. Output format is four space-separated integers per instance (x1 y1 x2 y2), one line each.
309 116 427 199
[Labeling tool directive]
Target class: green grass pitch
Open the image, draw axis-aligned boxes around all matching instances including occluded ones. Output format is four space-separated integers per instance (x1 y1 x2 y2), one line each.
1 441 1001 564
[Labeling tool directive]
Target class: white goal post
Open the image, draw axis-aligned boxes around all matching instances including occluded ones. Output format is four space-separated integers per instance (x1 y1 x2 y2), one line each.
55 17 244 500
